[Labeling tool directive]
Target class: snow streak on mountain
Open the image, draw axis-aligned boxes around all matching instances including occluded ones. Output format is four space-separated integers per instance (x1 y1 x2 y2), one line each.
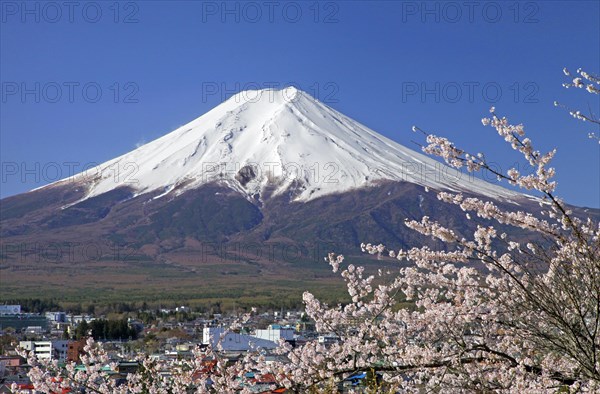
45 87 520 204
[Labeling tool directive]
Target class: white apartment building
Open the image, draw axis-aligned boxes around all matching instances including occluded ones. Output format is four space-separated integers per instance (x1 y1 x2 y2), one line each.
253 324 295 342
202 327 277 352
19 340 69 361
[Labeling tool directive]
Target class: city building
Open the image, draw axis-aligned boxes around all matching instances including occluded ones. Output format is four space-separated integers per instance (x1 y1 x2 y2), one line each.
19 340 69 361
0 314 47 331
254 324 294 342
0 305 21 315
67 339 86 363
202 327 277 352
45 312 67 323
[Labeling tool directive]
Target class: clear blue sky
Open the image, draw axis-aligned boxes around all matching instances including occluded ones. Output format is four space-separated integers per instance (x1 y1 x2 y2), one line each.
1 1 599 207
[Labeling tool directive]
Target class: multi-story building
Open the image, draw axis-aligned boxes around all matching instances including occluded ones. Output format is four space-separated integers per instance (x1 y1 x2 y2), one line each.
0 314 47 332
202 327 277 352
19 340 69 361
45 312 67 323
67 339 86 363
253 324 295 342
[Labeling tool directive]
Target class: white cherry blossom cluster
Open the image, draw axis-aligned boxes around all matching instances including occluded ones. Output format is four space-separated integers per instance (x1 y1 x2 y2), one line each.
557 67 600 142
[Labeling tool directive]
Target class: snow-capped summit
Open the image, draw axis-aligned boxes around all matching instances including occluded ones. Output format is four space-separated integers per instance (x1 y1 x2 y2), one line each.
49 87 520 204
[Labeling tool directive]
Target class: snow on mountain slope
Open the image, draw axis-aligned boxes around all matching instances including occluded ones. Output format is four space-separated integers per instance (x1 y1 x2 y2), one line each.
46 87 521 204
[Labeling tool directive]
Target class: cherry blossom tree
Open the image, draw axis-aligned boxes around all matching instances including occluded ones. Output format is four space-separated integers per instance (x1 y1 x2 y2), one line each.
17 69 599 393
556 67 600 142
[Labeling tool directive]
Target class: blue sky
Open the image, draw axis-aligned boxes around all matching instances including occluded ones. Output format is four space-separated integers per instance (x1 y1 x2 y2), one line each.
1 0 599 207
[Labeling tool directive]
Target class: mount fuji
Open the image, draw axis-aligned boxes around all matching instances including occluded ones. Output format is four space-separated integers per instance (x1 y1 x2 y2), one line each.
1 88 564 303
44 87 519 205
